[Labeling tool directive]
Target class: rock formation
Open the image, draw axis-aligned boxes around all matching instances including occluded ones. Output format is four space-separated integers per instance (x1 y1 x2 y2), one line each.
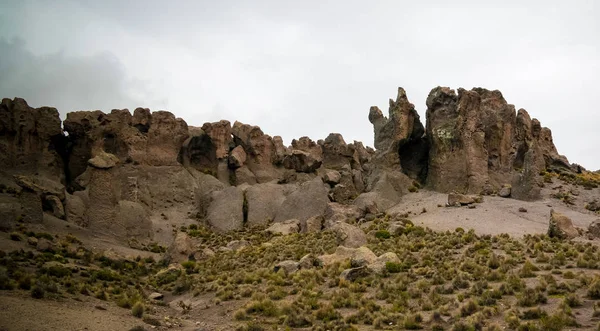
0 85 578 241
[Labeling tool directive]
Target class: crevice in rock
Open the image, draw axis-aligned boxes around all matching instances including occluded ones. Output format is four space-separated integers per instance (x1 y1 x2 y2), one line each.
398 137 429 183
242 190 248 225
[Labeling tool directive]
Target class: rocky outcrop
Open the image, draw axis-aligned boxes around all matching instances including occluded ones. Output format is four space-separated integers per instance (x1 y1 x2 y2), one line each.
424 87 571 198
64 108 188 186
0 98 65 180
369 88 428 179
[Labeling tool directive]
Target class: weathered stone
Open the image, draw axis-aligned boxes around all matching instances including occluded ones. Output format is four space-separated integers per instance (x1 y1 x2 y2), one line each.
225 240 250 251
13 175 65 200
548 210 579 240
36 238 54 252
498 185 511 198
274 177 328 222
298 254 323 270
166 232 194 263
206 186 244 232
266 219 300 235
228 145 246 168
282 150 322 173
44 195 65 219
369 252 401 273
588 221 600 239
0 98 64 179
586 200 600 212
324 203 362 224
302 215 323 233
148 292 164 300
369 88 427 177
350 246 377 268
274 260 299 275
246 183 291 226
322 169 342 186
88 152 119 169
340 266 371 282
447 192 482 206
201 120 232 160
330 222 367 248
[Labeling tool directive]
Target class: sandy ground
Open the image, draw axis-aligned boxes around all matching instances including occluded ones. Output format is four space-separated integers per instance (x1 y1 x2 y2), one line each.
387 186 600 238
0 292 144 331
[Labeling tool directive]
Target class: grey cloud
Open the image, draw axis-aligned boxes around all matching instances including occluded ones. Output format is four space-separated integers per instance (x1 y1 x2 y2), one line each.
0 1 598 169
0 38 162 116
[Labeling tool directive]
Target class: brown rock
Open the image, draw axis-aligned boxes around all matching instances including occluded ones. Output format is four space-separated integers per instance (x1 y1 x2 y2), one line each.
201 120 232 160
302 215 323 233
228 145 247 168
330 222 367 248
166 232 195 263
498 185 511 198
273 260 299 275
340 266 371 282
447 192 482 206
282 150 322 173
88 152 119 169
44 195 65 219
0 98 64 179
266 219 300 235
245 183 291 226
548 210 579 239
588 221 600 239
369 252 401 273
369 88 427 177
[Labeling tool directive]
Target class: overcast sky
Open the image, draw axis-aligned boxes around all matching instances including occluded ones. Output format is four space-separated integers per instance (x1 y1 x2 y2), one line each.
0 1 598 169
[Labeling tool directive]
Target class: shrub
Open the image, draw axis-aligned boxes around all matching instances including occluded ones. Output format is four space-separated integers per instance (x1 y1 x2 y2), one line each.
385 262 402 273
9 232 22 241
375 230 391 239
589 277 600 299
132 302 144 318
460 300 479 317
31 285 45 299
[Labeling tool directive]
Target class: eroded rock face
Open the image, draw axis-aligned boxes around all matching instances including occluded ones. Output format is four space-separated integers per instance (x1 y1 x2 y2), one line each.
425 87 570 198
0 98 65 179
369 88 428 178
64 108 189 183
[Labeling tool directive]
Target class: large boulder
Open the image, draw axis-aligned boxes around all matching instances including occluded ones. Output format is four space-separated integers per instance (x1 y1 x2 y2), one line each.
282 150 322 173
65 192 87 226
274 177 328 222
245 183 293 226
206 186 244 232
548 210 579 240
166 232 195 263
329 222 367 248
266 219 300 235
